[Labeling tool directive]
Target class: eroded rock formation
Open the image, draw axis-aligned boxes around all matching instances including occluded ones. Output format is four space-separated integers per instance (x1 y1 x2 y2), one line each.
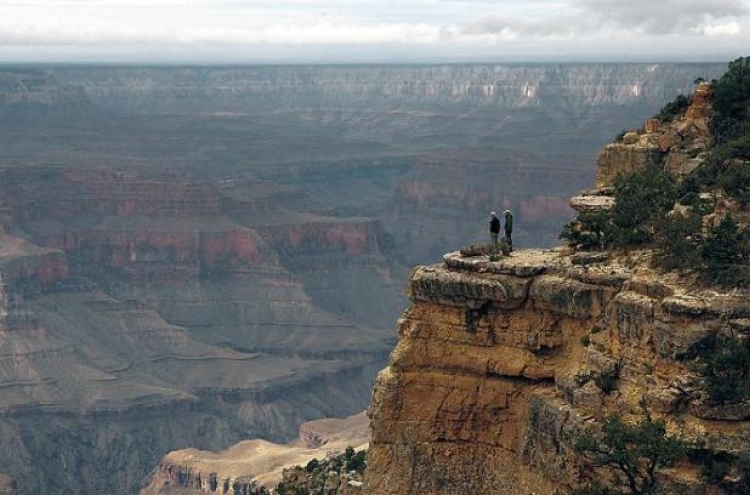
141 412 369 494
365 81 750 494
0 166 395 495
365 246 750 494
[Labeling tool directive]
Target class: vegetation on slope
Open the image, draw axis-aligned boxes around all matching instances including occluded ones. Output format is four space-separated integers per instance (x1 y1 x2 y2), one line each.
274 447 366 495
571 406 688 495
562 62 750 494
562 56 750 287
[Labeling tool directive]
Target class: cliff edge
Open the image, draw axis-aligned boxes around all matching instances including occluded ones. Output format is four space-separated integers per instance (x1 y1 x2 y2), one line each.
366 66 750 494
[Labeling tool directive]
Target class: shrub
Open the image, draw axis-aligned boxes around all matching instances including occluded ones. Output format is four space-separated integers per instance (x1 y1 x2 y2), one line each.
678 191 699 206
560 211 612 250
572 407 688 495
609 165 677 246
697 335 750 404
305 458 320 473
711 56 750 145
655 94 690 122
345 448 367 473
652 210 703 271
592 367 620 394
700 213 750 286
692 449 734 485
562 165 677 251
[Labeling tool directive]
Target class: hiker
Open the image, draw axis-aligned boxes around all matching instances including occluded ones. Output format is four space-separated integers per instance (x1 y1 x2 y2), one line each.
504 210 514 253
489 212 501 250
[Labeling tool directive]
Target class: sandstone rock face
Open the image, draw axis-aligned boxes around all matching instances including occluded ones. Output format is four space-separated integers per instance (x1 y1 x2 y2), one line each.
51 65 724 114
366 249 750 494
0 72 90 110
141 412 369 494
685 82 713 120
595 82 714 187
596 143 664 187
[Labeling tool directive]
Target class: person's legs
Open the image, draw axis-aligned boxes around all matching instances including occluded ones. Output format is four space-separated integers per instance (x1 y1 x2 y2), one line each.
491 232 498 250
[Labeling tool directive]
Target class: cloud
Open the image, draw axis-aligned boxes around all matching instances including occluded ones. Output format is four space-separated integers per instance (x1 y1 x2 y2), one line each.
461 0 749 40
461 15 588 38
577 0 748 35
0 0 748 62
701 22 742 36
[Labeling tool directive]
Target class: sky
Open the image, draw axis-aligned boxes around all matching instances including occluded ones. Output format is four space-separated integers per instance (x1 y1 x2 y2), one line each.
0 0 748 63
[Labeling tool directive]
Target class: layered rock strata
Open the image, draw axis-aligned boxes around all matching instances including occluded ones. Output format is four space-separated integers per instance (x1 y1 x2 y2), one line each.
365 247 750 493
142 412 369 494
0 166 396 495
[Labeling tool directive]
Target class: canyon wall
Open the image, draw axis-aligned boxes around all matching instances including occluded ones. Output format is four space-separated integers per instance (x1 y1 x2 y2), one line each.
0 63 728 494
141 412 368 495
52 64 723 114
365 82 750 494
365 247 750 494
0 166 395 495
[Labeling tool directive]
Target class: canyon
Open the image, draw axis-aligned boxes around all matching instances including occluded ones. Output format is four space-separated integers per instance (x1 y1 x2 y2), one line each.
0 63 726 494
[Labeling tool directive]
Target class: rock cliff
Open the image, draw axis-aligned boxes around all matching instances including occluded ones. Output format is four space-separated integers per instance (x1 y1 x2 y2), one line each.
365 249 750 494
51 64 723 114
141 412 368 494
365 80 750 494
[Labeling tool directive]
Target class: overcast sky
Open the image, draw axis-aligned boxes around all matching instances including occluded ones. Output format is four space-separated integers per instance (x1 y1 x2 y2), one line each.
0 0 748 63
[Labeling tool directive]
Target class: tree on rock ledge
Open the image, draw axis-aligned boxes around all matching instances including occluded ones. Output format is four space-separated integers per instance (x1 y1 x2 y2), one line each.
571 406 688 495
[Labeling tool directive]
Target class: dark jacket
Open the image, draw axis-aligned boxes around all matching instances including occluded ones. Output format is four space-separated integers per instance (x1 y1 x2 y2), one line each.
490 217 501 233
504 214 513 235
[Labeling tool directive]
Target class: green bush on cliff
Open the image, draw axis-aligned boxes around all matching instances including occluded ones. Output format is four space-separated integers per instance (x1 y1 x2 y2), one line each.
652 209 703 270
344 446 367 474
561 165 676 250
688 136 750 203
683 57 750 202
711 56 750 146
571 406 688 495
560 211 612 250
275 447 366 495
692 334 750 404
654 94 690 122
609 164 677 246
700 213 750 286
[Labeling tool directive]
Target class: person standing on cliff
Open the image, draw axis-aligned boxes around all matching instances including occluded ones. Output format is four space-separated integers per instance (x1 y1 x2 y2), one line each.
504 210 514 253
489 212 501 251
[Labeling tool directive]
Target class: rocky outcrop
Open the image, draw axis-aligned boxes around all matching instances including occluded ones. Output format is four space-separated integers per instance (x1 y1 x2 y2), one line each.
141 412 369 494
366 247 750 494
366 79 750 494
595 82 714 189
595 142 663 188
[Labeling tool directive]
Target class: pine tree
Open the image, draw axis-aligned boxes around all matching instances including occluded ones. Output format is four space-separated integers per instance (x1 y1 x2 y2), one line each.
701 213 747 285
